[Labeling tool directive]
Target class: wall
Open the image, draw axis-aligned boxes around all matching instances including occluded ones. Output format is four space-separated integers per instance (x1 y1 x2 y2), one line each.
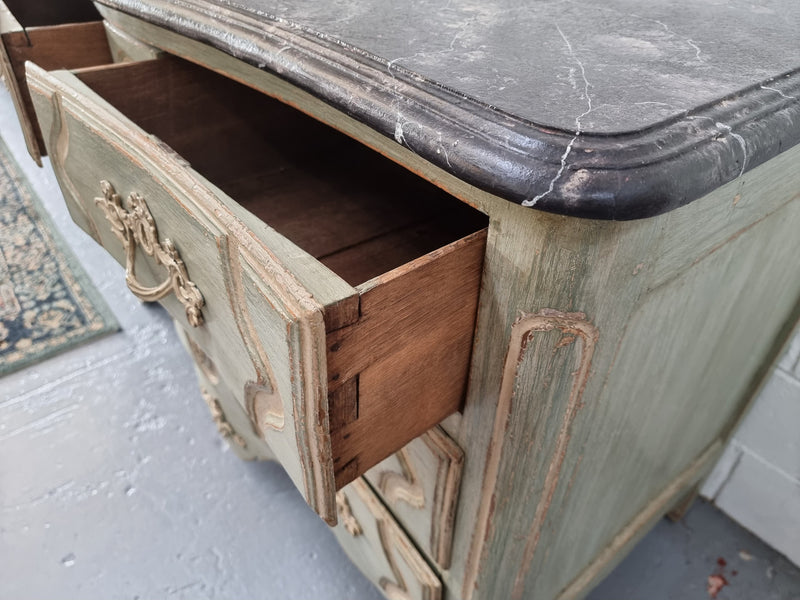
702 330 800 566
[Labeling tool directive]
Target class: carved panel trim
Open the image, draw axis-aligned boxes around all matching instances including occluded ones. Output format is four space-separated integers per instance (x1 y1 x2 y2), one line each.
94 180 205 326
186 337 220 385
45 91 103 243
378 448 425 509
220 236 284 435
336 490 363 537
369 427 464 568
352 480 442 600
464 309 599 600
201 388 247 450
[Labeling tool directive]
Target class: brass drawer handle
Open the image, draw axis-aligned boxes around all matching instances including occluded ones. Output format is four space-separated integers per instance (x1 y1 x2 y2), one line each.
95 180 205 327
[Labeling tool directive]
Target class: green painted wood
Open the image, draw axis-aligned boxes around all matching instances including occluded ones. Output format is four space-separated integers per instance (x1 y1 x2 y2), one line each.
103 19 162 62
26 61 356 524
364 427 464 570
175 323 272 462
332 479 443 600
26 6 800 599
452 144 800 600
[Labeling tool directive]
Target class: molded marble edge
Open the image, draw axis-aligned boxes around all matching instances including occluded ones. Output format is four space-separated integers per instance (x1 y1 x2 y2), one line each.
95 0 800 220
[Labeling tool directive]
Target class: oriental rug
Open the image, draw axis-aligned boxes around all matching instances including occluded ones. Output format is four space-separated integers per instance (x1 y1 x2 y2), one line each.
0 135 117 376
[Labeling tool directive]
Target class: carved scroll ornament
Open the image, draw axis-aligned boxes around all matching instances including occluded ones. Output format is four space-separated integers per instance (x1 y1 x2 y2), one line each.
336 491 363 537
95 180 204 326
201 388 247 450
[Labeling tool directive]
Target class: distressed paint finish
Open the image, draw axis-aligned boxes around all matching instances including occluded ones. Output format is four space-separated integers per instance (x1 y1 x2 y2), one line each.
175 323 273 461
15 6 800 600
332 479 442 600
26 63 351 524
467 309 599 599
365 427 464 569
102 18 161 61
452 144 800 599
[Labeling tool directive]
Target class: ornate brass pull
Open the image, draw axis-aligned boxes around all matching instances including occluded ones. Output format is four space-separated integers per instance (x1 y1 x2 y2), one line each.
95 180 205 327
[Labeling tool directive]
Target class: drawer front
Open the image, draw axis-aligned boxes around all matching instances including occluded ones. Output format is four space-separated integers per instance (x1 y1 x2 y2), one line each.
365 428 463 569
0 1 112 164
175 324 274 462
334 479 442 600
26 60 354 524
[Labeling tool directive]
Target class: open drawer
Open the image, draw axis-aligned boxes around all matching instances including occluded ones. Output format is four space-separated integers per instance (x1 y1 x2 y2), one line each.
0 0 114 164
26 55 487 524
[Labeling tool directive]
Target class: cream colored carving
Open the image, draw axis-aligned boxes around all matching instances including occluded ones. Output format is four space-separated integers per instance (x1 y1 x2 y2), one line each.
186 337 220 385
423 429 464 569
201 388 247 449
350 480 441 600
94 180 205 327
378 449 425 510
223 237 285 435
465 309 599 600
377 520 414 600
48 92 102 243
336 491 363 537
367 427 463 568
245 381 285 433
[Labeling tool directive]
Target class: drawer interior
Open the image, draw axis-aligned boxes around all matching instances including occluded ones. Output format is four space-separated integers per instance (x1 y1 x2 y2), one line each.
73 57 488 287
70 55 488 488
2 0 112 155
2 0 101 28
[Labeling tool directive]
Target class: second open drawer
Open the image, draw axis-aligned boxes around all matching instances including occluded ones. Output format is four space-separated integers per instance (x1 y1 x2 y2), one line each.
26 54 487 524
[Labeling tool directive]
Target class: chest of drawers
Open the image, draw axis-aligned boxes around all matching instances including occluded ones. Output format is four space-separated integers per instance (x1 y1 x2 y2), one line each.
3 1 799 598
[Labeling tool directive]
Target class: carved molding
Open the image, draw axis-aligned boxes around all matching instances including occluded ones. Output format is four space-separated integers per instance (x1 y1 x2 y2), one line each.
221 237 286 437
465 309 600 600
336 491 363 537
378 519 415 600
352 480 441 600
378 448 425 510
510 310 599 600
368 427 464 569
94 180 205 327
245 381 285 434
201 388 247 450
186 337 220 385
45 91 103 244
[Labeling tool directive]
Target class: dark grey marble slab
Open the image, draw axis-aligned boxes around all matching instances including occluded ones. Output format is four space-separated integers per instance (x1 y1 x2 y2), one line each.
219 0 800 135
94 0 800 219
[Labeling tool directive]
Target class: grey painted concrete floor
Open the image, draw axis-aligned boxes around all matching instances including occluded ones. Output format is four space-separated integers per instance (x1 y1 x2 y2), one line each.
1 85 799 600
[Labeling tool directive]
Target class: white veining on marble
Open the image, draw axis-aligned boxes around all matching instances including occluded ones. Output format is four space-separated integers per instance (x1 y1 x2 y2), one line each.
760 85 797 101
715 122 748 177
150 0 800 135
394 115 409 145
523 23 593 207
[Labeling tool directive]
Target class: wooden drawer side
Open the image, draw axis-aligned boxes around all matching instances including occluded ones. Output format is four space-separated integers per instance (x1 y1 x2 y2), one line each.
0 14 113 163
328 230 485 488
